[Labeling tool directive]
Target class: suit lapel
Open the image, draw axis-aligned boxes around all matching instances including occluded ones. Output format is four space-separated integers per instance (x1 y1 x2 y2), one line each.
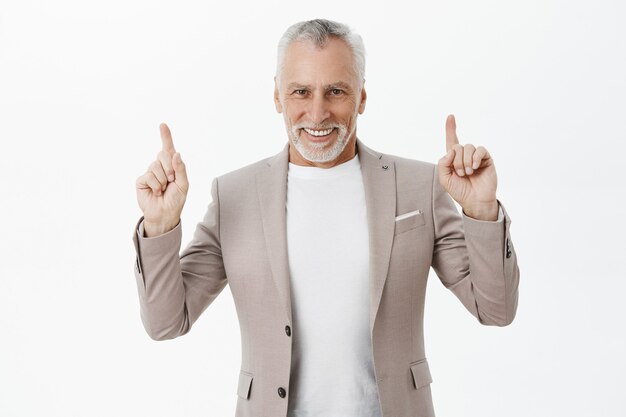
256 138 397 335
356 139 397 334
256 141 292 325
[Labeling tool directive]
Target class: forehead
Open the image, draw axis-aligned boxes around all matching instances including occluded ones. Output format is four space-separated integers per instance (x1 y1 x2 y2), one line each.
281 37 357 87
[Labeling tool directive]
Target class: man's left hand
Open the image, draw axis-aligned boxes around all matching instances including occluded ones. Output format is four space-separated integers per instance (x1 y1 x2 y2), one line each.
437 114 499 221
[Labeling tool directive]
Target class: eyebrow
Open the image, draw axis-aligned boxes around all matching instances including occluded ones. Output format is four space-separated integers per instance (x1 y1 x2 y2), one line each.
286 81 353 91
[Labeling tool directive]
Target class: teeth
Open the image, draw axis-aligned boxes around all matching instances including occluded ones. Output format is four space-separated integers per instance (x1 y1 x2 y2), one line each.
303 127 334 137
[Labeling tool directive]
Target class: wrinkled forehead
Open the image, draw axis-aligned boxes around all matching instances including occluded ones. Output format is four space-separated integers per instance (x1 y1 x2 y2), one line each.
280 38 359 89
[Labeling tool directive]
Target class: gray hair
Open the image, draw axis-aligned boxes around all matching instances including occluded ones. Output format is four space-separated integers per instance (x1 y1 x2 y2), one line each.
275 19 366 89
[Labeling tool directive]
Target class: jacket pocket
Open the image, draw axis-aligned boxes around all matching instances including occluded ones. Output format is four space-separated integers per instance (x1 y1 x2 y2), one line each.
237 370 253 399
409 358 433 390
394 210 426 235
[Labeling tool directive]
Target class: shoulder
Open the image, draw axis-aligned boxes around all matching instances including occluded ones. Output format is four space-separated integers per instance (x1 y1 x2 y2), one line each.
367 142 436 182
386 152 435 172
213 143 287 190
217 157 270 182
388 152 436 192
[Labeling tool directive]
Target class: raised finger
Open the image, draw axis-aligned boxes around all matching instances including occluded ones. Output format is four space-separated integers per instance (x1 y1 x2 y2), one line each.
160 123 176 156
445 114 459 152
463 144 476 175
157 150 175 183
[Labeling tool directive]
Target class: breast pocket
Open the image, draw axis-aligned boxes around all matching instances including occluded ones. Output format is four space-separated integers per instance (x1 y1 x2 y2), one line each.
237 370 253 400
394 209 426 235
409 358 433 390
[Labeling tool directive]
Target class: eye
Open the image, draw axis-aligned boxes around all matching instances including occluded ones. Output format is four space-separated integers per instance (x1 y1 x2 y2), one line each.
293 89 308 95
330 89 344 96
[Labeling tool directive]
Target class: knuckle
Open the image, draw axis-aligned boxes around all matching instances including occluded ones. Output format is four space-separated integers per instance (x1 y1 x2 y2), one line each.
151 164 165 179
150 161 161 171
149 172 162 186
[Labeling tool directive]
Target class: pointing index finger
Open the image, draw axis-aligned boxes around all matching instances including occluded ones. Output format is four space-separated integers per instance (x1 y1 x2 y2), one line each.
445 114 459 152
160 122 176 155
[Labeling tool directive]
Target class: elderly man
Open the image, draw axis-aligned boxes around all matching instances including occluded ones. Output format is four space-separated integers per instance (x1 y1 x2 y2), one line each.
132 19 519 417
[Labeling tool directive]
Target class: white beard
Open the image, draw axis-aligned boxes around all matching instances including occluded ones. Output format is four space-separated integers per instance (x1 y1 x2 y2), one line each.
284 114 357 163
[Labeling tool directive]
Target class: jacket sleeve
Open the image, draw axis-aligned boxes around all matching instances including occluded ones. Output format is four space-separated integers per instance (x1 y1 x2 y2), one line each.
430 165 520 326
131 177 228 340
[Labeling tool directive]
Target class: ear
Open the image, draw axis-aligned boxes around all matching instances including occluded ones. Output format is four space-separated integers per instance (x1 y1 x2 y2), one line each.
358 80 367 114
274 76 283 113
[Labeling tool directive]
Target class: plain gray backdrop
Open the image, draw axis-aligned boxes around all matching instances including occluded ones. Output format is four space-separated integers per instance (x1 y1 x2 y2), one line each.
1 0 624 416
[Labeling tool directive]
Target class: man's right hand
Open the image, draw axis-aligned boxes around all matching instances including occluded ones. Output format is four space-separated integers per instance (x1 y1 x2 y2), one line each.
135 123 189 237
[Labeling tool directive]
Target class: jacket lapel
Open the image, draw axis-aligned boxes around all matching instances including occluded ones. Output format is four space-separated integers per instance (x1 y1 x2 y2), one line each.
256 138 397 335
357 139 397 335
256 141 292 325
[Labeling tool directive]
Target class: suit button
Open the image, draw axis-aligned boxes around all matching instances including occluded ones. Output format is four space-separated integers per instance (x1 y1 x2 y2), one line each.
277 387 287 398
506 250 512 258
285 325 291 336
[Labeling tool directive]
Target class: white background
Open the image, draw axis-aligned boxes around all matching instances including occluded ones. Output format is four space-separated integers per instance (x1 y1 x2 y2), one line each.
1 0 625 416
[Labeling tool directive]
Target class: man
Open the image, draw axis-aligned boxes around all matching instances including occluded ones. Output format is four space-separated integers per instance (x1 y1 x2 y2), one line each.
132 19 519 417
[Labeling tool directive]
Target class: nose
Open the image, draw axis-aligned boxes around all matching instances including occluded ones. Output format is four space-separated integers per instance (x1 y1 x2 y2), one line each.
307 93 330 125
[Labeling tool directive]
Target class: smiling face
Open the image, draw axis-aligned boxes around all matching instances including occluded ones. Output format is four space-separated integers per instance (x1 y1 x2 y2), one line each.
274 37 367 168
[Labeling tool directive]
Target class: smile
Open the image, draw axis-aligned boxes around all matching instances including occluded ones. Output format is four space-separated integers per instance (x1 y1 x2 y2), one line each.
302 127 335 137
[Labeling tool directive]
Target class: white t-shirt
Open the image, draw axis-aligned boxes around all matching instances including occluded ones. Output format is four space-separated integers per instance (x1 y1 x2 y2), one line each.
285 152 383 417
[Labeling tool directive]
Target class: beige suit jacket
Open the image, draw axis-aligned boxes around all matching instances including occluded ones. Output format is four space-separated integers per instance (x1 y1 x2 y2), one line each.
131 138 520 417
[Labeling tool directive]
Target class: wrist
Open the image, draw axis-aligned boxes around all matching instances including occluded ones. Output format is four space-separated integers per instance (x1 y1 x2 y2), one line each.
143 218 179 237
462 201 499 221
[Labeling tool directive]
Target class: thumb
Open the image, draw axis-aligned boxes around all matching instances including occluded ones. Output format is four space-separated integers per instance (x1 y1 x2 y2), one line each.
172 152 189 193
437 149 454 183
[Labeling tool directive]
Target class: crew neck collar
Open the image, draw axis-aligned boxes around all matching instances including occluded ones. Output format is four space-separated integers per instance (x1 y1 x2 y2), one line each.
288 153 360 179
